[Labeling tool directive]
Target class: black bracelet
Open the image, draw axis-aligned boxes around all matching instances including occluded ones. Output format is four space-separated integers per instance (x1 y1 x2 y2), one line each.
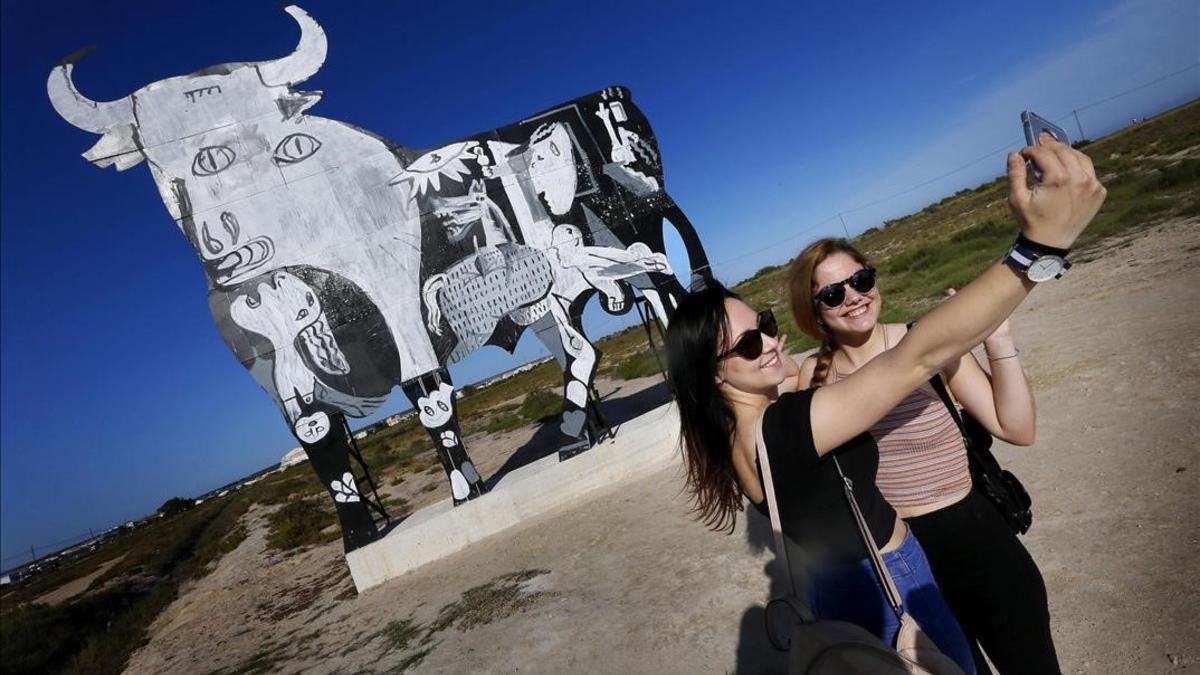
1016 233 1071 257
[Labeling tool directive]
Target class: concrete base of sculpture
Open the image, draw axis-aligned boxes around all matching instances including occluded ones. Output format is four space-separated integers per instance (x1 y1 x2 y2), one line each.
346 401 681 592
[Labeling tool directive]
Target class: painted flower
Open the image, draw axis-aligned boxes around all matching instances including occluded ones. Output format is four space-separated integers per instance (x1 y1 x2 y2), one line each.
330 472 360 503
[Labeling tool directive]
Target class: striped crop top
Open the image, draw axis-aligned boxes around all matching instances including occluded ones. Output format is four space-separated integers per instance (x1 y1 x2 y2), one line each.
830 330 972 509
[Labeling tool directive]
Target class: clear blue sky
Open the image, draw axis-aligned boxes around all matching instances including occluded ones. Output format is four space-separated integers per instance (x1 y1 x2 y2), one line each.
2 0 1196 564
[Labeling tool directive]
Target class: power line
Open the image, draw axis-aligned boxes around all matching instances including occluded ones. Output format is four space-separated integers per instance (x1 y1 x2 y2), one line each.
707 63 1200 272
1072 62 1199 114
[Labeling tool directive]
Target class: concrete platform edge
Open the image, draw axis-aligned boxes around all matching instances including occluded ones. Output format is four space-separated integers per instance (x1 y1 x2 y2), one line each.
346 401 681 592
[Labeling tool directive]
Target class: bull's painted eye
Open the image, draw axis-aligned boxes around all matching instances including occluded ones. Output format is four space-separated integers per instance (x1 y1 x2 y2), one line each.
192 145 236 176
273 133 322 165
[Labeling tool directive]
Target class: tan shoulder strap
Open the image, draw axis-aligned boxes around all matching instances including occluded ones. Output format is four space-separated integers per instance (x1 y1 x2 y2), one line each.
831 456 905 618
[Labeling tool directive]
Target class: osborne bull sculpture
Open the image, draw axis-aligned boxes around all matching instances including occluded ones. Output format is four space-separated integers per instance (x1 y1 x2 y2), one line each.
49 5 710 552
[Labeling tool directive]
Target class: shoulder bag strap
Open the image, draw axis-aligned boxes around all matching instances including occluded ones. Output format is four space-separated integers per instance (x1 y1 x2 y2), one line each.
926 372 970 449
754 415 796 598
907 322 970 446
831 456 905 620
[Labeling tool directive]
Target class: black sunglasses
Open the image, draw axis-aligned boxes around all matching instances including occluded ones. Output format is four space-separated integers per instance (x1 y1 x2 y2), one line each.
815 267 877 309
718 310 779 360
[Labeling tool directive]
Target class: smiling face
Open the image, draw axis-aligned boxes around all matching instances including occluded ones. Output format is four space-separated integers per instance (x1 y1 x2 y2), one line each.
715 298 786 395
812 252 881 337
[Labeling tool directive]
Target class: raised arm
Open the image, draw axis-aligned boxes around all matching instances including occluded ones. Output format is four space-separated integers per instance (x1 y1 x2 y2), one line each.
809 135 1104 455
944 316 1037 446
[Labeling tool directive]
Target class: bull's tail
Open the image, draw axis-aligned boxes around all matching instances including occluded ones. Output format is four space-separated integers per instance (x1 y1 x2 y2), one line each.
422 274 447 335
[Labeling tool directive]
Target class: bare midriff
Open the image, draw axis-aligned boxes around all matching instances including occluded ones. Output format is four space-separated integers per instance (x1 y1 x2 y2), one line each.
893 485 972 520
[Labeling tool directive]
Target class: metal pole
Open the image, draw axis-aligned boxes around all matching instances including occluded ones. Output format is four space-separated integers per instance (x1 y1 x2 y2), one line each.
1072 110 1085 141
838 213 851 239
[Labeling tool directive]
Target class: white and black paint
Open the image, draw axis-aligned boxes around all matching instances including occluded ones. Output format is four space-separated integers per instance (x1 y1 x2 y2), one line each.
48 6 710 552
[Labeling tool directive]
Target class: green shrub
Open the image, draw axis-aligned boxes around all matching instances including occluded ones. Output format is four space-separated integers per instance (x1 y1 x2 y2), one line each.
2 499 245 674
265 498 338 552
482 411 525 434
518 389 562 422
157 496 196 517
614 350 665 380
1151 159 1200 191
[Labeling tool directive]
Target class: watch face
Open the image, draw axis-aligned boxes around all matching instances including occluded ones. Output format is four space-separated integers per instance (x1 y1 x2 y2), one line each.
1027 256 1066 282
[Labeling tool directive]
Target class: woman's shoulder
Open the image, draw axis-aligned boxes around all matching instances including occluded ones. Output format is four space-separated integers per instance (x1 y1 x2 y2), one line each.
763 389 816 438
882 322 908 348
761 389 820 470
795 353 819 388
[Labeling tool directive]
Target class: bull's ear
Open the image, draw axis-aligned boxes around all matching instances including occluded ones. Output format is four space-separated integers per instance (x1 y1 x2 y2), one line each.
276 91 321 121
82 124 144 170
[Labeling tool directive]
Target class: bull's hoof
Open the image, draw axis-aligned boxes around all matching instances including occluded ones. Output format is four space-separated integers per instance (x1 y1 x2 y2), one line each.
557 438 591 462
451 484 487 507
559 409 588 438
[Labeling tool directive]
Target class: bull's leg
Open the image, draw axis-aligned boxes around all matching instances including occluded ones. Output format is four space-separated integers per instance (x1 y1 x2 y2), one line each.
292 408 381 552
401 369 486 505
641 287 671 329
626 272 686 329
533 299 600 460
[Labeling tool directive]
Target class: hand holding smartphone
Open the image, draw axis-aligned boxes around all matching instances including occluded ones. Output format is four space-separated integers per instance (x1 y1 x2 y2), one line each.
1021 111 1070 181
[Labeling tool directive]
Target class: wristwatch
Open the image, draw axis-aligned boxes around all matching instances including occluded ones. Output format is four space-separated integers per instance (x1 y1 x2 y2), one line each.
1004 234 1072 282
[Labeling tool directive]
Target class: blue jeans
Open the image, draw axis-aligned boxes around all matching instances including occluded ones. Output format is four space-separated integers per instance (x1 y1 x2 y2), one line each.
808 527 977 675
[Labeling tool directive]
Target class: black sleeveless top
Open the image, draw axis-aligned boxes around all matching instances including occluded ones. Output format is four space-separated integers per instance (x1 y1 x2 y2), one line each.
752 389 896 568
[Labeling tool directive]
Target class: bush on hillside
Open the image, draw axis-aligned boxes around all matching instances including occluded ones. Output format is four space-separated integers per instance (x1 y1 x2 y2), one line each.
519 390 562 423
265 498 338 552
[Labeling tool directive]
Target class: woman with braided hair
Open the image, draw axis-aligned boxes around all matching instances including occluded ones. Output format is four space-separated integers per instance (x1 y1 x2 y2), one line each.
787 234 1057 670
666 134 1099 674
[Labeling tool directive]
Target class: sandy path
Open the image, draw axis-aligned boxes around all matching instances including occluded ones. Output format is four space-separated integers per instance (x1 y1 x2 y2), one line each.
125 219 1200 675
35 554 126 606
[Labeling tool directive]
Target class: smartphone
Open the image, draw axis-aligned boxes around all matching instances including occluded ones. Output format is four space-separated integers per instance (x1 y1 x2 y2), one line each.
1021 111 1070 180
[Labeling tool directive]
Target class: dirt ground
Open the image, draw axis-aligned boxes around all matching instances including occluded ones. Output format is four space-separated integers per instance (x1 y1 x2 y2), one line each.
33 554 126 606
122 219 1199 675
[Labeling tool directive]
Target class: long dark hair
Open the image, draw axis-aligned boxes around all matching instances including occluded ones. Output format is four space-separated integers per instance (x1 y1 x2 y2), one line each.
665 282 744 533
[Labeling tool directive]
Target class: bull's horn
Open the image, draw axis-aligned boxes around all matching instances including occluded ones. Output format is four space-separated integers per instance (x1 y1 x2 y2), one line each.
46 49 134 133
257 5 327 87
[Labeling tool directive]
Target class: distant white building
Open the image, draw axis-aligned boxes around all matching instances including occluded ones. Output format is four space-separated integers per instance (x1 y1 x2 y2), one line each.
474 356 553 389
280 447 309 469
352 430 369 440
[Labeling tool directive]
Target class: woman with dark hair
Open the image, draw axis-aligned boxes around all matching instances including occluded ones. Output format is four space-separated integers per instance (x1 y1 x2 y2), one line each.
665 136 1103 671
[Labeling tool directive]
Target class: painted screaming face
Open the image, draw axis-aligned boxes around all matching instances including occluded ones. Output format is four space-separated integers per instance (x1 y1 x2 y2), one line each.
812 252 881 336
230 271 322 341
230 270 350 385
717 298 787 394
525 123 577 216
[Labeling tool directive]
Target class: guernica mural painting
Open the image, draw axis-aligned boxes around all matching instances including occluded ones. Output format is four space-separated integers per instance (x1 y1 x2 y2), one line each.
48 5 710 552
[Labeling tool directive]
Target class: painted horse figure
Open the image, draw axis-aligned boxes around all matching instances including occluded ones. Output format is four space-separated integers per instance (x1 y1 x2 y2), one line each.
48 5 709 551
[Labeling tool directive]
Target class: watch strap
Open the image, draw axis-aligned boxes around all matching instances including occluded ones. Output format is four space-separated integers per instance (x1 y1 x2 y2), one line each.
1004 240 1071 280
1016 233 1071 257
